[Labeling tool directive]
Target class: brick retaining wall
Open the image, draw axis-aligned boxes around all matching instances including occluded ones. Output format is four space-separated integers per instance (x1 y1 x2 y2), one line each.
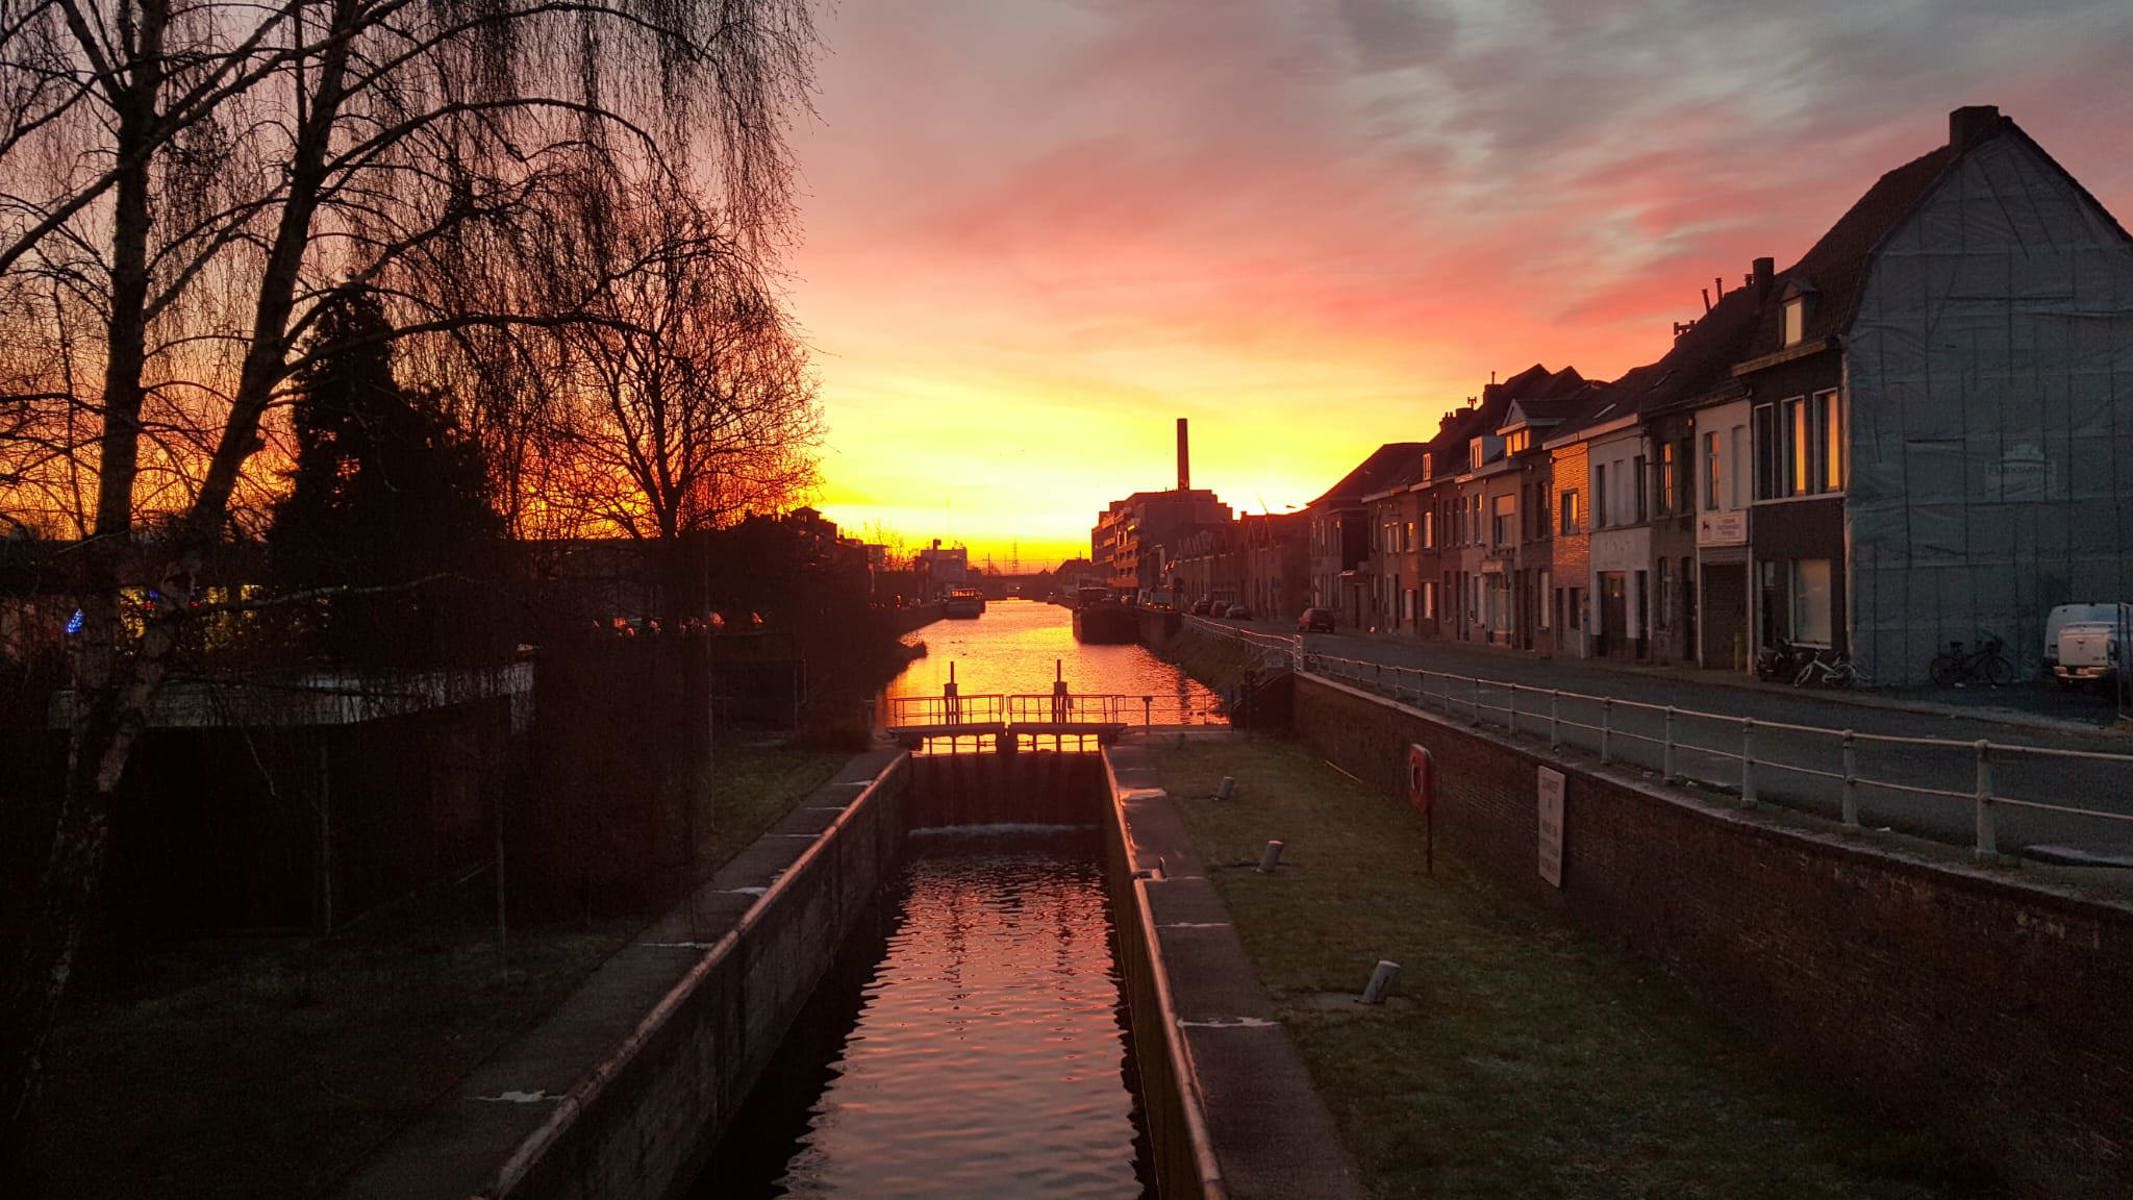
1294 672 2133 1199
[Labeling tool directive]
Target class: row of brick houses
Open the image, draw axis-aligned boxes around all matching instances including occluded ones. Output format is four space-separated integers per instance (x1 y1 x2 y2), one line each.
1109 106 2133 686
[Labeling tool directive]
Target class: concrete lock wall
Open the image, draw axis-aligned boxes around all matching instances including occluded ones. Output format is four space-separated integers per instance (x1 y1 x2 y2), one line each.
351 746 1241 1200
343 752 910 1200
1292 673 2133 1199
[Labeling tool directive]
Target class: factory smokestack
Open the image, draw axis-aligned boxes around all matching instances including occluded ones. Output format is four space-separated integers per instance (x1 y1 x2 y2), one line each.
1176 417 1191 491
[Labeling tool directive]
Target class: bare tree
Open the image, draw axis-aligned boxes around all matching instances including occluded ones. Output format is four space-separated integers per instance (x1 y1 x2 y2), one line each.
0 0 817 1152
537 175 821 610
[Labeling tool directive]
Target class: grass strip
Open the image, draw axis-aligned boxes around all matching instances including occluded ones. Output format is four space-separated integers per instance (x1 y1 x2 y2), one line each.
1149 735 1989 1200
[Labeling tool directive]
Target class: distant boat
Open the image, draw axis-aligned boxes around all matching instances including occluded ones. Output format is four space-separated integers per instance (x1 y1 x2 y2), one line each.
1071 587 1136 644
943 586 986 619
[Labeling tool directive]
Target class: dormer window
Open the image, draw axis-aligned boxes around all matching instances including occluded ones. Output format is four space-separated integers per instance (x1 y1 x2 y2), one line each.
1420 453 1431 485
1505 429 1530 455
1782 296 1805 347
1469 439 1484 471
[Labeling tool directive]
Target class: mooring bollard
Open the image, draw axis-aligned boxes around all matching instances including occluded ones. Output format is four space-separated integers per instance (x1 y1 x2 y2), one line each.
1740 718 1757 805
1662 706 1676 783
1974 740 1997 859
1257 839 1285 873
1216 775 1236 801
1599 697 1613 764
1507 685 1519 739
1359 959 1401 1005
1471 676 1482 726
1841 731 1859 828
1549 689 1561 753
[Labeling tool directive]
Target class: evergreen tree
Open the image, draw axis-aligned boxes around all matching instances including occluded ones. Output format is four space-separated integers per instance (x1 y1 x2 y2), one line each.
267 286 502 664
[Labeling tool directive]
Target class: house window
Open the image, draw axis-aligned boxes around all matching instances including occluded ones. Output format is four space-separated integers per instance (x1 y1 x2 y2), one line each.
1538 570 1552 629
1594 463 1610 527
1754 403 1780 500
1787 398 1809 495
1491 494 1515 546
1755 393 1848 501
1405 521 1416 552
1703 431 1722 510
1506 429 1530 455
1817 389 1846 491
1421 453 1432 485
1730 425 1747 508
1658 442 1676 515
1559 488 1580 535
1422 510 1434 548
1633 454 1649 523
1421 581 1435 620
1790 559 1833 643
1783 296 1805 347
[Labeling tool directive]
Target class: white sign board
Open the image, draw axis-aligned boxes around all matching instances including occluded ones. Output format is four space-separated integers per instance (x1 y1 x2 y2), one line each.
1696 511 1747 547
1536 768 1565 888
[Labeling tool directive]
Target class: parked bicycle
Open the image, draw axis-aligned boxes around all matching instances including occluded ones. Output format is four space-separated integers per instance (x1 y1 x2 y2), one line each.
1754 637 1806 683
1928 633 2013 687
1793 647 1858 688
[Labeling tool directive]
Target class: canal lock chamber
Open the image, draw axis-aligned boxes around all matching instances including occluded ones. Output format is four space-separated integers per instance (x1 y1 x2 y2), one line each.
688 750 1183 1199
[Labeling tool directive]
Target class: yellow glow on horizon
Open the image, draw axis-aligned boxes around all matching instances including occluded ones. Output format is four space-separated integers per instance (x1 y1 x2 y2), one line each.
807 352 1467 569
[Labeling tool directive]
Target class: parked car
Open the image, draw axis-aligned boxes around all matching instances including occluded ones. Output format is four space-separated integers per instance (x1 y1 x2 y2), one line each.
1298 606 1335 633
1189 598 1215 616
1224 604 1253 620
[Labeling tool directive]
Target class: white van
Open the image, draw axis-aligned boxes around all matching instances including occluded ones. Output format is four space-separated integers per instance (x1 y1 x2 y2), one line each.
2046 602 2132 688
2044 603 2130 667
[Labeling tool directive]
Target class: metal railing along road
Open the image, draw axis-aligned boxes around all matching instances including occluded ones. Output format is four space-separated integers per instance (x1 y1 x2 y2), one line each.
1184 616 2133 858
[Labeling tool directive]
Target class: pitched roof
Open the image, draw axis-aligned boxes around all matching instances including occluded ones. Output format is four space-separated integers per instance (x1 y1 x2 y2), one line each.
1311 442 1426 507
1623 282 1764 415
1740 144 1955 357
1739 106 2132 361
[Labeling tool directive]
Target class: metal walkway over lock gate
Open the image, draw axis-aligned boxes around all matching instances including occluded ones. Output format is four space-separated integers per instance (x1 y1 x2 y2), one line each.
880 691 1201 752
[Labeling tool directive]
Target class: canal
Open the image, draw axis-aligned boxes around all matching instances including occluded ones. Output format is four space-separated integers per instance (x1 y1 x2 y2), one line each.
696 827 1155 1199
693 600 1198 1197
885 598 1224 725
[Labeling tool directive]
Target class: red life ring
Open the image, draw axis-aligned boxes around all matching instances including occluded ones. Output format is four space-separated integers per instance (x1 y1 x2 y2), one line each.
1406 743 1433 815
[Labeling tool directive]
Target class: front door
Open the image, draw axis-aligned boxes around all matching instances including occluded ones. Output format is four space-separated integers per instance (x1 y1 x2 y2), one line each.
1599 572 1627 658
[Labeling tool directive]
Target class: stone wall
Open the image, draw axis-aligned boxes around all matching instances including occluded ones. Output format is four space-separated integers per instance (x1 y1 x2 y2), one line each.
1293 672 2133 1199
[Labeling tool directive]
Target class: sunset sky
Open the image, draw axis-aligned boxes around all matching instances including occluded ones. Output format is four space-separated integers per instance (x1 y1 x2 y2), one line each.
793 0 2133 569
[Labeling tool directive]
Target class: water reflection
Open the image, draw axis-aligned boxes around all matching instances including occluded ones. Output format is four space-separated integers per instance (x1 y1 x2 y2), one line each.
698 830 1155 1199
887 599 1223 724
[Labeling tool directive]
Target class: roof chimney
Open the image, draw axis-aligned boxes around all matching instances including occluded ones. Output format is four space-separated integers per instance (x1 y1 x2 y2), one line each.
1176 417 1190 492
1752 256 1774 293
1949 105 2002 152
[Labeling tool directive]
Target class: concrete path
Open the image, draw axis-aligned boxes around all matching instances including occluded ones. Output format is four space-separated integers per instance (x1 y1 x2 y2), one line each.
1208 619 2133 857
1106 743 1363 1200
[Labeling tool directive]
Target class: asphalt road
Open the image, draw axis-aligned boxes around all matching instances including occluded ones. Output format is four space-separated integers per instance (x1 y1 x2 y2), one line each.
1206 618 2133 857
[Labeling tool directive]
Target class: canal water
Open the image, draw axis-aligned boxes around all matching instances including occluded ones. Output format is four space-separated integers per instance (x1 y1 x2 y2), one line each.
693 603 1196 1197
886 597 1223 724
695 829 1156 1198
